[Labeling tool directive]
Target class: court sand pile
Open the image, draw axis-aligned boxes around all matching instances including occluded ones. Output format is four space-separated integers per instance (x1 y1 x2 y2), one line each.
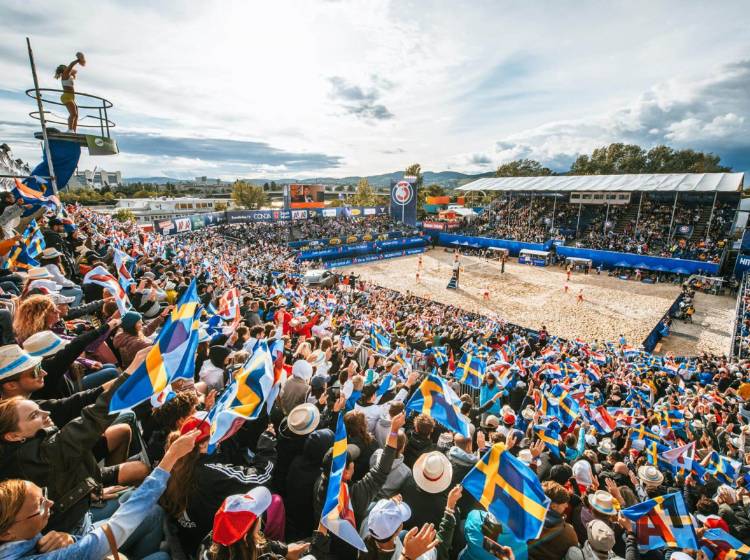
347 249 734 356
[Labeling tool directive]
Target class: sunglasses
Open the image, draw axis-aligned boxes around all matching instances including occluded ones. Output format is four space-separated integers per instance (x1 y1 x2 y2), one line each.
3 364 43 384
15 487 51 524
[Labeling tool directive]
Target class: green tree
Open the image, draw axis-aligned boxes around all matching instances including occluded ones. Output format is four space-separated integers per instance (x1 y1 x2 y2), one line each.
496 159 554 177
113 209 136 222
348 178 379 206
231 180 268 209
214 202 228 211
569 143 732 175
405 164 423 190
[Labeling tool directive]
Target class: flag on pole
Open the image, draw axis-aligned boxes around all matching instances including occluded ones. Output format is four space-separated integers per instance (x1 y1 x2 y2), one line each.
405 373 470 437
461 443 550 541
109 280 199 412
320 412 367 551
703 528 750 559
454 353 485 388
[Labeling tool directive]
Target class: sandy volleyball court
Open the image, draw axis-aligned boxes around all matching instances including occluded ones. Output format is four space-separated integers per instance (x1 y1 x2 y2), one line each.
344 249 734 355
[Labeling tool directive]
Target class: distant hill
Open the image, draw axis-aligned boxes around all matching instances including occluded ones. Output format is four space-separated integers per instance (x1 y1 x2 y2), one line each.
124 170 495 189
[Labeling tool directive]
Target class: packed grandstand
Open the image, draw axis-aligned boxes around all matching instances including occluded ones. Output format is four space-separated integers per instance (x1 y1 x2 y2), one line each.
1 141 750 560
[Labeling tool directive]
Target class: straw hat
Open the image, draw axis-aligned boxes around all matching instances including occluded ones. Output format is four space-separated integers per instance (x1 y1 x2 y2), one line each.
23 331 69 358
286 403 320 436
40 247 63 260
413 451 453 493
597 438 616 456
589 490 618 516
0 345 42 381
637 465 664 487
26 267 53 281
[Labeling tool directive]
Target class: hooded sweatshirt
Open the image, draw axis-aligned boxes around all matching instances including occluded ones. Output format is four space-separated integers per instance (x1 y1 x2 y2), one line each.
370 447 411 499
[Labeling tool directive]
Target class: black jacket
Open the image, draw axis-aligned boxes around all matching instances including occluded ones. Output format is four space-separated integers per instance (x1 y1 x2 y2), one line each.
0 373 127 532
176 431 277 556
34 323 111 400
403 432 437 468
400 474 449 529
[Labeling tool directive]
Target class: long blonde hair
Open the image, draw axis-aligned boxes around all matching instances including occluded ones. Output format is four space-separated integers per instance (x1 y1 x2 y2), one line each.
206 521 266 560
13 295 56 343
0 479 27 536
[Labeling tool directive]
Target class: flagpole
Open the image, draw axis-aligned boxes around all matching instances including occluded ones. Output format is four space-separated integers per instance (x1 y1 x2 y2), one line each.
26 37 59 196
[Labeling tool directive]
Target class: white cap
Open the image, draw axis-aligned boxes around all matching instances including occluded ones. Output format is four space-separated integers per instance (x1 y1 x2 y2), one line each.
367 499 412 540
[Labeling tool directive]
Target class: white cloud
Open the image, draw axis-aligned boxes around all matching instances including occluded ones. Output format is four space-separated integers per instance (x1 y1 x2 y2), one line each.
0 0 748 178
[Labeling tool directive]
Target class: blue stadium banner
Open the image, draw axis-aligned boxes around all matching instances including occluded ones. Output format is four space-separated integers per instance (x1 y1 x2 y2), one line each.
390 177 418 227
734 253 750 278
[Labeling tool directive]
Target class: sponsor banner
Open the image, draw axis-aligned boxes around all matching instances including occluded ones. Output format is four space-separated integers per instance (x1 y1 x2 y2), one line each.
734 254 750 277
323 246 427 269
288 228 409 249
390 177 418 226
156 220 175 235
423 220 460 231
174 218 191 232
298 236 427 262
226 206 387 224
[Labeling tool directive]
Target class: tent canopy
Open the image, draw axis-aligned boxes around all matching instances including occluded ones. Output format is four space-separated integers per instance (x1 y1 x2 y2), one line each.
457 173 745 193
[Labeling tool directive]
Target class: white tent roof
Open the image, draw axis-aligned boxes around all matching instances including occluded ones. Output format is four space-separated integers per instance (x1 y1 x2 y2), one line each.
457 173 745 193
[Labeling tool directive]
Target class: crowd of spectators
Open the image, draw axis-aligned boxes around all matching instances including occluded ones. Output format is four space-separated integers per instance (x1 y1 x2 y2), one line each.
0 195 746 560
454 195 734 263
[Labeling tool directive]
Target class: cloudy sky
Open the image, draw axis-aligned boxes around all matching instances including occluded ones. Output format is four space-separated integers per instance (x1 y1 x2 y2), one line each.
0 0 748 179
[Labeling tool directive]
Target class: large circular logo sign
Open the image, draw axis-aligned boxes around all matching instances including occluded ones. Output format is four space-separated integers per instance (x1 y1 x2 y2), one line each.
392 181 414 206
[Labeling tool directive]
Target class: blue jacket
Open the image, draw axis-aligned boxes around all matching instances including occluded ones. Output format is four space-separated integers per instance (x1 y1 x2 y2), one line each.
479 383 501 415
459 509 528 560
0 468 170 560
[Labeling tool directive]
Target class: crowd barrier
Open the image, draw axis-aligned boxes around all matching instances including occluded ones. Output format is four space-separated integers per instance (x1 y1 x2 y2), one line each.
437 233 546 255
436 233 719 275
555 246 719 275
323 246 427 269
642 293 688 352
301 236 429 263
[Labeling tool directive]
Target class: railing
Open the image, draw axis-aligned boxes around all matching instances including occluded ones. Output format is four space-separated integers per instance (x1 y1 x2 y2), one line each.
25 88 115 139
731 273 750 359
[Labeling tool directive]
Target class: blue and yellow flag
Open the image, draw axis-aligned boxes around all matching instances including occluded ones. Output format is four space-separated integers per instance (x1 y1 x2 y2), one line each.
370 325 391 354
405 373 470 437
110 279 201 412
454 353 485 388
535 422 561 458
703 528 750 559
705 451 741 486
462 443 550 541
621 492 698 553
20 219 45 258
321 412 367 551
2 244 39 271
430 346 448 366
206 341 275 453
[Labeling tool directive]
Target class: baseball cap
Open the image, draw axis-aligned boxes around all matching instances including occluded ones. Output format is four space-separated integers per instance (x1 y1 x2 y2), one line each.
367 499 412 540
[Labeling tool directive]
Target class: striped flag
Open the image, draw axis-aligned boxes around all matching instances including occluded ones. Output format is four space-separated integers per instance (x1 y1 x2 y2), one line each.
83 265 131 314
320 412 367 551
621 493 698 553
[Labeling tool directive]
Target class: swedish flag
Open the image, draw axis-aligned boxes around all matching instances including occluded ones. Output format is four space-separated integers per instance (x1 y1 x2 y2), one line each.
321 412 367 551
535 422 561 458
621 492 697 553
370 325 391 354
706 451 741 485
2 244 39 271
405 373 470 437
454 353 485 388
430 346 448 367
462 443 550 541
110 279 201 412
